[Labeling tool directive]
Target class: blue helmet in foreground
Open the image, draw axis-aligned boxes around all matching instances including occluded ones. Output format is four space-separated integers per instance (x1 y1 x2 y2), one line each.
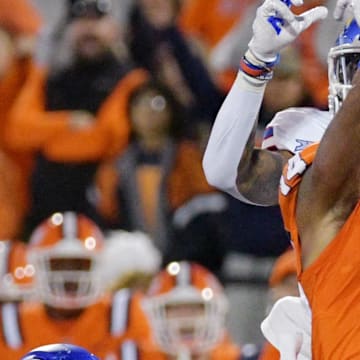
21 344 100 360
328 18 360 114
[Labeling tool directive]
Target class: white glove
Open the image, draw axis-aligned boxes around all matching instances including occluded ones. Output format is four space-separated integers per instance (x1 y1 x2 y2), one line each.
333 0 360 25
248 0 328 63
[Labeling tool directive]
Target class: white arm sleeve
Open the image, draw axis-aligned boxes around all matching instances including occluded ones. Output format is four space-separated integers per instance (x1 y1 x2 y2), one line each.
202 70 267 205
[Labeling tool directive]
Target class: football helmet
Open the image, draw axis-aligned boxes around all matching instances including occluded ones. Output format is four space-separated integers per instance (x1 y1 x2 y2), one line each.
28 212 105 309
0 240 34 301
143 261 228 356
21 343 99 360
328 18 360 114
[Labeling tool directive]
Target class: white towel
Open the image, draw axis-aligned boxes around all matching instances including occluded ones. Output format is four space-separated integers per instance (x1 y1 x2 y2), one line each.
261 296 312 360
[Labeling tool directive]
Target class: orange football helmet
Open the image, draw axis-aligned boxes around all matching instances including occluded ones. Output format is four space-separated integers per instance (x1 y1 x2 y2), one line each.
0 240 34 301
143 261 228 356
28 212 105 309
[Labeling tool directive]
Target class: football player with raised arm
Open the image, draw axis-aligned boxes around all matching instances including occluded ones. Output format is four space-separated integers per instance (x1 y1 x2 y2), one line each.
203 0 360 358
203 0 360 207
203 0 328 206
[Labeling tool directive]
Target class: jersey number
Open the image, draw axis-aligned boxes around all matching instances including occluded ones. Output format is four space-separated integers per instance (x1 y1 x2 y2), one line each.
280 153 307 196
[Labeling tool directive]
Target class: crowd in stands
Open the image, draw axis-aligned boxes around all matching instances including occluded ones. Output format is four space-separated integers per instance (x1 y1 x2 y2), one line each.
0 0 342 359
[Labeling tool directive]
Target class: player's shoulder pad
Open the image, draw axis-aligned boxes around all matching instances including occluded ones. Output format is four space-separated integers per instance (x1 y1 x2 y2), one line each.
262 107 332 153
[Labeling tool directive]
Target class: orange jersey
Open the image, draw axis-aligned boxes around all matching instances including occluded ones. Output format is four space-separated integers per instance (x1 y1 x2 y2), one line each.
258 341 280 360
279 143 360 359
0 290 151 360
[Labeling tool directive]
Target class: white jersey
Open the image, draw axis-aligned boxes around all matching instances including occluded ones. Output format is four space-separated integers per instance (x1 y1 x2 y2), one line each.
261 107 332 153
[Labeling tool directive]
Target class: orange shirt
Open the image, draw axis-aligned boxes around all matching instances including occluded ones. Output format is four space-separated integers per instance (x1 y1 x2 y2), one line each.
0 0 41 35
279 143 360 359
0 151 27 238
0 57 36 225
179 0 254 48
0 290 151 360
5 63 148 162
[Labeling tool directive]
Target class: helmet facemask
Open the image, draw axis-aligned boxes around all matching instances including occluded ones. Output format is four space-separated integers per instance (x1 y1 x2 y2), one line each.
328 19 360 114
143 286 228 356
30 239 103 309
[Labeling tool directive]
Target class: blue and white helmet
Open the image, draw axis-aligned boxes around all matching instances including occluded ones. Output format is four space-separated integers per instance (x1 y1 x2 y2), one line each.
21 343 99 360
328 18 360 114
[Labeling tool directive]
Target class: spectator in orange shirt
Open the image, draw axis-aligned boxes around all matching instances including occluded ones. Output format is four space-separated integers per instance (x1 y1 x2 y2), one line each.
94 79 229 274
6 0 148 231
0 0 43 238
5 0 147 234
0 212 151 359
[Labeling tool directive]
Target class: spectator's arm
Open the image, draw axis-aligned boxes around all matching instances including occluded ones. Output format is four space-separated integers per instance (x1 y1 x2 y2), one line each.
5 63 71 151
164 26 224 118
42 68 149 162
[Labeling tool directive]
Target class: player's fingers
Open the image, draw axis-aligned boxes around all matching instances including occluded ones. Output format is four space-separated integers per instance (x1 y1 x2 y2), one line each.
263 0 296 22
333 0 351 20
297 6 328 31
352 1 360 26
290 0 304 7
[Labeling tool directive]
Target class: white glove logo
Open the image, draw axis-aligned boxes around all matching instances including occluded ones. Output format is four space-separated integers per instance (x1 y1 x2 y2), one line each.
267 0 293 34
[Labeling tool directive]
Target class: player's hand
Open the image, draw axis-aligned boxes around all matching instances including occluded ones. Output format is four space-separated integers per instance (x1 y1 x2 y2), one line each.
69 111 95 130
333 0 360 25
248 0 328 63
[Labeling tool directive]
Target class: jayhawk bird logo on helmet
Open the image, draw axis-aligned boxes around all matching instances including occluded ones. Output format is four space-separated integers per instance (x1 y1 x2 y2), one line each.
21 343 100 360
328 18 360 114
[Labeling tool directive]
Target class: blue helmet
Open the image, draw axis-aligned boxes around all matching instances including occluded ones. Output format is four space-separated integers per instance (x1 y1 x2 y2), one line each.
21 344 100 360
328 18 360 114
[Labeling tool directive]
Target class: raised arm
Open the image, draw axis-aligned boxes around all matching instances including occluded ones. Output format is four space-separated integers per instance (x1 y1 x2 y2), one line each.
203 0 328 206
297 69 360 258
202 69 286 206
